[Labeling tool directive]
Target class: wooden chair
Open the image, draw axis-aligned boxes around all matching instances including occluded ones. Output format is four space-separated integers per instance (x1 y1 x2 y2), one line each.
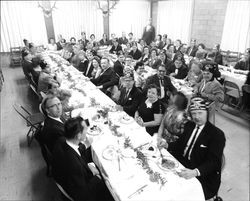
221 80 242 110
10 46 23 67
13 103 45 146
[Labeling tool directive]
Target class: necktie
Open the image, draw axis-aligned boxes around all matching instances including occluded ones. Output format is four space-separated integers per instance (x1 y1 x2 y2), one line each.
184 126 200 160
78 142 86 156
125 89 130 99
85 62 91 76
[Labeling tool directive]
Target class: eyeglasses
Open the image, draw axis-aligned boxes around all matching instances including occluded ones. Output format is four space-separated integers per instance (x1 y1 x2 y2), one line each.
47 102 61 109
158 70 166 72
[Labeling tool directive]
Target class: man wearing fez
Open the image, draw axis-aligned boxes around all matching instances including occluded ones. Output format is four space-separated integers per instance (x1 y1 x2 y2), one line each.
142 18 156 46
168 97 226 200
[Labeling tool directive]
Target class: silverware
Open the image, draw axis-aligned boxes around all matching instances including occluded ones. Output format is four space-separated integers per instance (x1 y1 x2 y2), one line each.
128 184 148 199
134 142 150 150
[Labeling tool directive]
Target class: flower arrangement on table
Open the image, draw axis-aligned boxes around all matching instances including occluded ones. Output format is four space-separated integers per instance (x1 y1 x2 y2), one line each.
124 137 167 186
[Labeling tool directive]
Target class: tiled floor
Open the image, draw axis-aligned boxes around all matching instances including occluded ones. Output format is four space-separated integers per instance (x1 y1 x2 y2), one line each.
0 54 249 201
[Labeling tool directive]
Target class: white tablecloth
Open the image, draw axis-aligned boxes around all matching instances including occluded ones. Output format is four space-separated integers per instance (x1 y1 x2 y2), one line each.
219 65 247 90
41 51 205 201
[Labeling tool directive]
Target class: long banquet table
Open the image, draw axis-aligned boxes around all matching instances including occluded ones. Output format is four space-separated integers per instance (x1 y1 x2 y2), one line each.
218 65 247 90
42 51 205 201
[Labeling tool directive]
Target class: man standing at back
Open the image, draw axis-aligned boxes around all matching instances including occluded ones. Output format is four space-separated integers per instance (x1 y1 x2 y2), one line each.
142 18 156 46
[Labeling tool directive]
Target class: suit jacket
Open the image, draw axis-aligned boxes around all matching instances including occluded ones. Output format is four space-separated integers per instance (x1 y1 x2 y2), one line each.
79 39 89 50
99 39 109 46
22 60 39 84
41 117 65 152
113 60 124 77
78 60 94 78
91 67 119 91
52 141 104 201
167 64 188 79
118 85 142 117
195 79 224 103
56 42 63 51
186 46 198 57
144 74 177 103
129 49 142 60
168 121 226 199
142 25 156 45
118 37 128 45
109 44 122 55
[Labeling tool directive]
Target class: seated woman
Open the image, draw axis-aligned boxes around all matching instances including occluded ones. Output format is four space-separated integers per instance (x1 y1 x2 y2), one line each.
46 38 57 51
135 84 165 136
70 37 76 46
185 60 203 87
194 63 224 105
167 54 188 79
90 56 102 79
134 61 146 89
140 46 150 65
155 34 164 49
37 60 60 94
128 42 142 61
157 92 188 145
148 48 160 69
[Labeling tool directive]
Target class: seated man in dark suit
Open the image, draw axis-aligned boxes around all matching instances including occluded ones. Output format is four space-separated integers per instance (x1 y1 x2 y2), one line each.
78 50 95 78
186 38 198 57
113 52 125 77
42 96 65 152
118 32 128 45
91 57 119 96
52 117 113 201
109 38 122 55
129 42 142 61
167 97 226 200
116 73 142 117
21 51 40 85
144 65 177 105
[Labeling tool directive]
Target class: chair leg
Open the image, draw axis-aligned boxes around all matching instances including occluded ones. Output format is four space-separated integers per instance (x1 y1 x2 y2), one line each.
27 127 36 147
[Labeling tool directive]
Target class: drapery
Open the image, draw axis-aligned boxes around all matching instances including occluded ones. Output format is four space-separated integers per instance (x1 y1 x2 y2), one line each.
0 1 48 52
156 0 194 44
221 0 250 53
52 1 103 42
109 0 150 40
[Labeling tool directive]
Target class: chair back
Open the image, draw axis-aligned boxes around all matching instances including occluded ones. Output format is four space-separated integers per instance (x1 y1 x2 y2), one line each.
223 80 241 98
55 182 74 201
10 46 22 67
242 84 250 94
13 103 31 123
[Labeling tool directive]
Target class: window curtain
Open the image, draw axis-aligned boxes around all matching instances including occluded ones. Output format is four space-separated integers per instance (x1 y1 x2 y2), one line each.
52 1 103 42
157 0 194 44
109 0 150 40
0 1 48 52
221 0 250 52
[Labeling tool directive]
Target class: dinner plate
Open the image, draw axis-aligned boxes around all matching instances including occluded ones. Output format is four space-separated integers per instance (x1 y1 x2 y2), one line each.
119 115 134 124
157 156 179 171
102 146 117 160
141 144 158 156
87 125 103 136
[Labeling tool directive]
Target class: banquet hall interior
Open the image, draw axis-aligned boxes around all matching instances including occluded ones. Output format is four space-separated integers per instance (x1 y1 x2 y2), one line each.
0 0 249 201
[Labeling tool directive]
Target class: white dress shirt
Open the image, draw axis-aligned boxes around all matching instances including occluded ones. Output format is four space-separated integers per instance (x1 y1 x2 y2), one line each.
183 124 205 160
